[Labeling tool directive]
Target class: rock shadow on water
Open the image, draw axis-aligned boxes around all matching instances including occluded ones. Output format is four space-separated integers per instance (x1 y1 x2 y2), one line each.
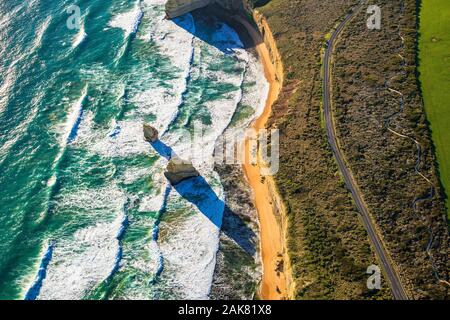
148 140 257 257
151 140 174 160
172 176 224 228
171 9 261 54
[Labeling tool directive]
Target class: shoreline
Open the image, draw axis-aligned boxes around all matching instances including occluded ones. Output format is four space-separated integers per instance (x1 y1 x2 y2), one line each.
232 15 288 300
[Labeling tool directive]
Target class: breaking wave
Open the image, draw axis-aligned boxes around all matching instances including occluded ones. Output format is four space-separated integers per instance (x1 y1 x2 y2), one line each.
23 242 55 300
7 0 269 300
109 2 144 66
72 23 87 48
109 3 143 37
66 85 88 144
37 187 127 300
47 84 88 187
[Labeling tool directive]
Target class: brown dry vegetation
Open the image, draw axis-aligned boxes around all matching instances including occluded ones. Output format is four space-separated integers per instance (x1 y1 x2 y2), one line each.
249 0 392 299
332 0 449 299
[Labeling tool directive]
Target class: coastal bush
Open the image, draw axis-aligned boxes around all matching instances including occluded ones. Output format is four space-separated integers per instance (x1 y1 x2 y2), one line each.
253 0 392 299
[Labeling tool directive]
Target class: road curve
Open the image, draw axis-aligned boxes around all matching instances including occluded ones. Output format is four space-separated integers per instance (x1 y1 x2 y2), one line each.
322 2 409 300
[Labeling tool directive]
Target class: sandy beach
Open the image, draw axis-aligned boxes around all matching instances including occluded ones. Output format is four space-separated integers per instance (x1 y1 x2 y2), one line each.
233 15 287 300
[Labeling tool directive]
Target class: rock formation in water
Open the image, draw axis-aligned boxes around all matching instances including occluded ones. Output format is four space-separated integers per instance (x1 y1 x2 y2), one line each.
166 0 213 19
165 0 244 19
164 157 200 185
143 123 159 143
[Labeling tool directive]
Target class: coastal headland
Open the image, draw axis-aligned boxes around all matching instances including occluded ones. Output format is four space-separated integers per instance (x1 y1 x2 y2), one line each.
204 5 291 299
166 1 292 299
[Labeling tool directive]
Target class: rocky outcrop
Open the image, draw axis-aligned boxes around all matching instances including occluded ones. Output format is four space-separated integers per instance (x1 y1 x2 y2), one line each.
251 10 284 87
165 0 213 19
165 0 244 19
143 124 159 143
164 158 200 185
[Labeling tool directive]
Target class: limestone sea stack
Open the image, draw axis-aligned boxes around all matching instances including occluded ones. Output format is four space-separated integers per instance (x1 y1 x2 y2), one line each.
143 124 159 143
164 157 200 185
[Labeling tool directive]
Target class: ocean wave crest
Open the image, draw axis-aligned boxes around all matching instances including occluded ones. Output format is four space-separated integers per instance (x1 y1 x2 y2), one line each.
109 4 143 37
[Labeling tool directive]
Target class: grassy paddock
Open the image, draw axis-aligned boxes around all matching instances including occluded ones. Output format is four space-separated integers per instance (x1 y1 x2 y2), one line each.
418 0 450 218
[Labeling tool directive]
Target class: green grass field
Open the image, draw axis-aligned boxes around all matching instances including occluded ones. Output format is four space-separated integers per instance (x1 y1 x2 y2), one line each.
419 0 450 218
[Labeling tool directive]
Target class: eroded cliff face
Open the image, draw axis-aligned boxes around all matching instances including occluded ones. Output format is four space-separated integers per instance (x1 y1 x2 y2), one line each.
166 0 213 19
245 8 295 299
166 0 245 19
251 10 284 88
164 0 294 299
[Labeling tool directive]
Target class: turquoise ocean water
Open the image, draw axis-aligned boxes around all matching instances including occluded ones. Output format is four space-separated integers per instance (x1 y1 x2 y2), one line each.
0 0 268 299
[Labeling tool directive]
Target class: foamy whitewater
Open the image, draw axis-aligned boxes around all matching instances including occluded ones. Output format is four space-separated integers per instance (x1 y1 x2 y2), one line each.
0 0 268 300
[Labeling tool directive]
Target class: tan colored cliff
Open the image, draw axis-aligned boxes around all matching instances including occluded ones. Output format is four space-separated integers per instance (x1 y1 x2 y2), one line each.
251 10 284 88
166 0 244 19
245 9 292 299
165 0 213 19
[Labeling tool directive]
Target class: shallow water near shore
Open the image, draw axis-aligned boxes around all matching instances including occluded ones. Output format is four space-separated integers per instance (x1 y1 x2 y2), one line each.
0 0 268 299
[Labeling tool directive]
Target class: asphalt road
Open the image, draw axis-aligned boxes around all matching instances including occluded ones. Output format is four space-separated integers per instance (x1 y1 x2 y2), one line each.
322 2 409 300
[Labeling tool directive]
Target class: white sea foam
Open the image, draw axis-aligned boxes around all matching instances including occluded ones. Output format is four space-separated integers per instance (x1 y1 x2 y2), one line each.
50 83 88 154
241 54 270 121
151 25 247 296
139 191 166 213
162 24 250 172
76 115 150 158
160 219 220 299
38 187 126 300
159 174 224 299
130 11 263 298
132 85 185 134
134 6 196 134
47 84 88 187
109 4 143 37
37 220 120 300
37 0 268 299
72 23 87 48
63 84 88 144
20 240 53 300
110 3 144 66
76 4 196 158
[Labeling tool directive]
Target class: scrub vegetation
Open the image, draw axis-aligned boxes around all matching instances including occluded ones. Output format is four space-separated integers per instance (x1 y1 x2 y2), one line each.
250 0 391 299
251 0 449 299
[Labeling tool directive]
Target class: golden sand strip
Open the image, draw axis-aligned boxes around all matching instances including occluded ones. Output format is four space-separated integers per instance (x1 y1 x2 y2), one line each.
233 15 289 300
